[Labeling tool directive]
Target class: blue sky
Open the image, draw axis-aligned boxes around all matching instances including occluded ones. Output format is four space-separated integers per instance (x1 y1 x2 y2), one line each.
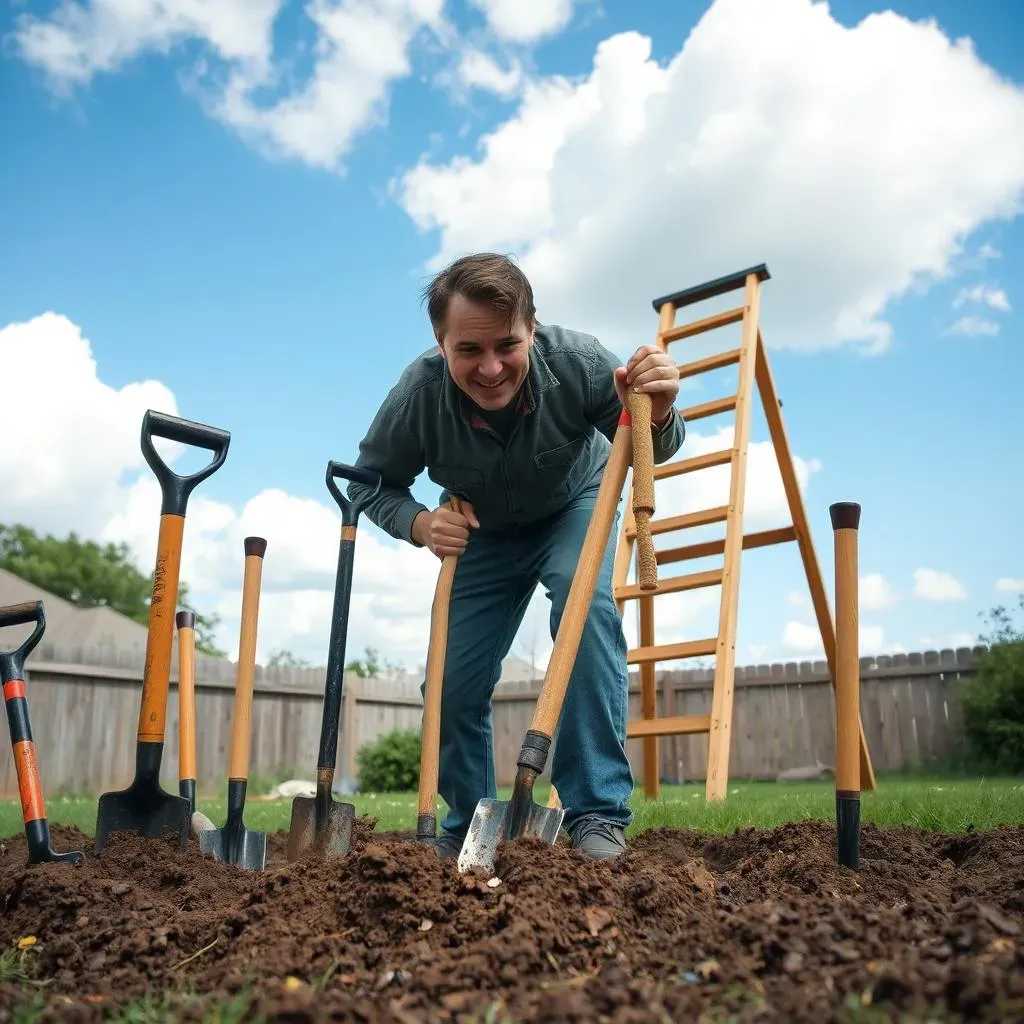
2 0 1022 672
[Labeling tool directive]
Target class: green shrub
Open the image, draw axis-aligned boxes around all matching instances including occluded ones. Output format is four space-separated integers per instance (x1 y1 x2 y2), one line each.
356 728 421 792
960 593 1024 774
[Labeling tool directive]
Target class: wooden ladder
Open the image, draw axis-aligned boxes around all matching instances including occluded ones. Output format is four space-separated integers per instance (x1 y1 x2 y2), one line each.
613 263 877 802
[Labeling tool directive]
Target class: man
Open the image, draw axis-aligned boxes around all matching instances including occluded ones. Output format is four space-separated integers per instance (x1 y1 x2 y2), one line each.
348 252 684 861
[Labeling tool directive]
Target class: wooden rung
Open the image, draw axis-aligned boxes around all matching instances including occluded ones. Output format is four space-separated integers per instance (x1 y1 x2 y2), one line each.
657 526 797 566
627 637 717 665
626 505 728 539
627 714 710 739
615 568 722 602
679 395 737 423
661 307 743 344
677 348 741 380
653 448 733 480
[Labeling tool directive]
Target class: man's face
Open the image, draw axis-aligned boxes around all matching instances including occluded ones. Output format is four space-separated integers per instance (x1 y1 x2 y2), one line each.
437 293 535 411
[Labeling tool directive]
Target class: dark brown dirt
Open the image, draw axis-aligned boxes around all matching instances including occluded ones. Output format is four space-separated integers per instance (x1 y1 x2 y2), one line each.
1 817 1023 1023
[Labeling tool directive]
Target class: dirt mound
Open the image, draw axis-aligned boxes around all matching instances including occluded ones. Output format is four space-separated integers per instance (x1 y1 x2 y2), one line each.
1 817 1022 1022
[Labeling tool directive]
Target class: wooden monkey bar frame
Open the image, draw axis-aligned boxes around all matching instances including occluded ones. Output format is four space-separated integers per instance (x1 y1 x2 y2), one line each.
612 264 877 801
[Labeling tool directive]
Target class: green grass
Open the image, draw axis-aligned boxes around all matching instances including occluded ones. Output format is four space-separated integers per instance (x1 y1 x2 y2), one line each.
2 775 1022 840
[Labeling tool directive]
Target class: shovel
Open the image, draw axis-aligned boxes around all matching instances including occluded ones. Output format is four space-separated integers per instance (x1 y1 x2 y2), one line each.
457 398 647 874
175 609 198 818
286 461 382 862
415 498 462 845
95 410 230 854
200 537 268 870
1 601 85 867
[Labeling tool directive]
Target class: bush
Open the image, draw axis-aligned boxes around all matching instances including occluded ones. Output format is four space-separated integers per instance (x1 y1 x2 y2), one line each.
960 593 1024 774
356 728 421 792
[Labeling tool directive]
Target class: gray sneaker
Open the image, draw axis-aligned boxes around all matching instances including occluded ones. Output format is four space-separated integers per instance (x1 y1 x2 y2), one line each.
431 830 464 860
567 815 627 860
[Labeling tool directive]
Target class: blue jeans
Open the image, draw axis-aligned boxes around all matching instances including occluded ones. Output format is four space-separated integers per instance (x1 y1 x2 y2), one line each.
428 484 634 839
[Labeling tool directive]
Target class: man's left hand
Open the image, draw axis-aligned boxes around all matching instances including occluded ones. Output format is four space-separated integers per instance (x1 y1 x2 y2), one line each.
614 345 680 426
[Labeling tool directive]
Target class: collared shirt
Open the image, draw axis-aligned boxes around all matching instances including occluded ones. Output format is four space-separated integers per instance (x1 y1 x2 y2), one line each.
348 323 687 544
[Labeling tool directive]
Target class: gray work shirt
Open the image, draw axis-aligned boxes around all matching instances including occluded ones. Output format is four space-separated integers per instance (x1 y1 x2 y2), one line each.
348 323 687 544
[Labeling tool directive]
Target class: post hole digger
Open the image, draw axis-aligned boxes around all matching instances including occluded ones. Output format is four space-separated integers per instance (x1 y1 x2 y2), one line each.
200 537 269 871
95 410 230 854
457 392 658 875
1 600 84 867
286 461 383 863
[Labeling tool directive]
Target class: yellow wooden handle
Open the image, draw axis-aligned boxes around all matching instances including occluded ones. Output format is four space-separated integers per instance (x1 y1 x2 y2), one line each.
417 497 461 818
176 611 196 781
228 537 266 781
627 390 657 592
530 418 633 737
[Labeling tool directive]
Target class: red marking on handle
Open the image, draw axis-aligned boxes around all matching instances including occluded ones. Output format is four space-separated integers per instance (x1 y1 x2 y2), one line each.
3 679 26 701
618 408 632 426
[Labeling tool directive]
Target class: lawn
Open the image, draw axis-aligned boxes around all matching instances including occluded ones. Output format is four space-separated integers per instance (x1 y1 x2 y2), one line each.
3 774 1022 840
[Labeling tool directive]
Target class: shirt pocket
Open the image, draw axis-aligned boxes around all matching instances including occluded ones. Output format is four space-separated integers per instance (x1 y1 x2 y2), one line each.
427 464 485 502
533 434 588 498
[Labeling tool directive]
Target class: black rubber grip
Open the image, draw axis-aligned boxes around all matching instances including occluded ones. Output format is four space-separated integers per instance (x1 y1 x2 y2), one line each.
652 263 770 311
143 409 231 452
0 601 42 630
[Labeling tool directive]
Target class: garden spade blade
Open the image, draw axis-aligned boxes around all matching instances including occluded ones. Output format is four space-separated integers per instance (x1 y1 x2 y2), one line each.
200 537 268 871
457 403 637 876
95 410 230 854
287 461 381 862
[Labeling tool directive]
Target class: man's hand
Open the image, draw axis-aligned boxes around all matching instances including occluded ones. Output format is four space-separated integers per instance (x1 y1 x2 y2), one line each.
412 502 480 558
614 345 680 426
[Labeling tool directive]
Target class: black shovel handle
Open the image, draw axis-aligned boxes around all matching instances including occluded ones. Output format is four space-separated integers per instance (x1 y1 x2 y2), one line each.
325 461 383 526
141 410 231 516
0 601 46 680
316 462 382 773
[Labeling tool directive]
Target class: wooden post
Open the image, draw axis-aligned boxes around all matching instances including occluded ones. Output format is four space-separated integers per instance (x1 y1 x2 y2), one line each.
830 501 861 870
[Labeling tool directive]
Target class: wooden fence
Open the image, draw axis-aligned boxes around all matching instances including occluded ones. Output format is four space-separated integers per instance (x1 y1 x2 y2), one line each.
0 641 986 801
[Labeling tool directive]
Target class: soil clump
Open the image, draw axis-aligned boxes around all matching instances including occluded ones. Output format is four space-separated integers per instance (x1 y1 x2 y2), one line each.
1 817 1022 1022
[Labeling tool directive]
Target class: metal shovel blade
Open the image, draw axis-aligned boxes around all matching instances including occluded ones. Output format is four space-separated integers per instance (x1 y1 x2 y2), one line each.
457 796 565 875
199 815 267 871
95 778 191 853
286 792 356 862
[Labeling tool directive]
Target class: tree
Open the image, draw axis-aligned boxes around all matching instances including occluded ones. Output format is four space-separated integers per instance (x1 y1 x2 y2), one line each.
345 644 400 678
0 522 225 656
268 648 311 669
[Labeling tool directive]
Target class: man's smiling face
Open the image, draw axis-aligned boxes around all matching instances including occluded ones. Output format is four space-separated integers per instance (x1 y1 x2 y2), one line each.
438 292 535 411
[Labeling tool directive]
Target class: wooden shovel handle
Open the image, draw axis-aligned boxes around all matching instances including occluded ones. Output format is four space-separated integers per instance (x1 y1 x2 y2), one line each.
530 413 633 737
229 538 266 782
626 390 657 591
176 610 196 784
417 498 462 820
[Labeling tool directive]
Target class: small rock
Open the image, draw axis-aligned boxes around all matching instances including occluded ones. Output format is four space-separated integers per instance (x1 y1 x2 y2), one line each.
110 882 131 897
782 951 804 973
76 916 89 928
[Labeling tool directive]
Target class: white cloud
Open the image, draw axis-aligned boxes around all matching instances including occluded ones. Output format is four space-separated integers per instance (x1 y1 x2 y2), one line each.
396 0 1024 359
913 567 967 602
945 314 1001 337
860 572 897 611
783 619 899 657
996 577 1024 593
456 48 524 98
782 620 820 653
12 0 449 172
953 283 1012 312
467 0 574 44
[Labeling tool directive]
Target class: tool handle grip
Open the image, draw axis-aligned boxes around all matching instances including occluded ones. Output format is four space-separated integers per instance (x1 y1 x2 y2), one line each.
228 538 266 781
3 674 47 825
0 601 46 677
141 409 231 516
417 498 461 827
530 420 632 739
625 392 658 591
325 461 383 527
176 610 197 784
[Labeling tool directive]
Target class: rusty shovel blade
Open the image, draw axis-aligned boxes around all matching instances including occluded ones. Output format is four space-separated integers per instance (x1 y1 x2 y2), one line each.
286 788 355 862
456 796 565 876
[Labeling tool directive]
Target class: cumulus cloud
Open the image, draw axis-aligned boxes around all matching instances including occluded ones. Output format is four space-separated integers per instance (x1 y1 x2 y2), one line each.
782 619 900 658
396 0 1024 358
996 577 1024 593
467 0 575 44
913 568 967 602
860 572 897 612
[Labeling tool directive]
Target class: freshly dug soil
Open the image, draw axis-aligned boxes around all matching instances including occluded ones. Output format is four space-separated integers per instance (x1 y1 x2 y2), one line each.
1 816 1022 1022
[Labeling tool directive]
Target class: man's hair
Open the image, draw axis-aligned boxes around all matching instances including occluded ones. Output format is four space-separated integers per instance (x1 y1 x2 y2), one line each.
423 252 536 339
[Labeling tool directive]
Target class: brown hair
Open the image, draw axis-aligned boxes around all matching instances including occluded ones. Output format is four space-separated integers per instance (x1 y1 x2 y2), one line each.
423 252 536 339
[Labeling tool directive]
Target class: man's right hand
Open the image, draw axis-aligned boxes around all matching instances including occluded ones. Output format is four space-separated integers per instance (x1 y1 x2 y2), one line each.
412 501 480 558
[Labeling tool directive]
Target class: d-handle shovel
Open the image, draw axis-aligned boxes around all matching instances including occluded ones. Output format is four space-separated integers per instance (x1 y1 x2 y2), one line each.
416 498 462 846
1 601 84 867
457 403 640 875
95 410 230 854
286 461 382 863
201 537 268 870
